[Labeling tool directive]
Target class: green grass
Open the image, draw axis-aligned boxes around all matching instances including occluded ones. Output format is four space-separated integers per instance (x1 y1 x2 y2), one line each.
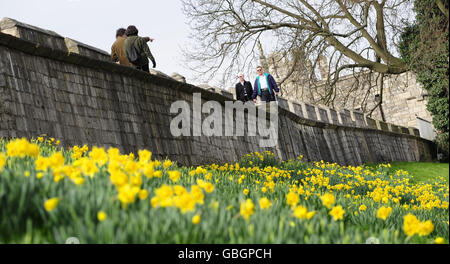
364 162 449 184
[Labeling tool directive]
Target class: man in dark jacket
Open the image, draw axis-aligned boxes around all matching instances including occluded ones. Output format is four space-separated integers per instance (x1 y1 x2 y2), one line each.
123 25 156 73
235 73 253 102
252 66 279 103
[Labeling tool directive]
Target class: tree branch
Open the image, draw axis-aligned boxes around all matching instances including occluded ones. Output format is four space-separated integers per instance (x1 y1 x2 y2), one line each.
436 0 449 19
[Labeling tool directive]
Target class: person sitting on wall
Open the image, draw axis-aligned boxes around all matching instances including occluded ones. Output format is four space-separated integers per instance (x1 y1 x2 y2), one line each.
252 66 279 103
111 28 153 67
123 25 156 73
235 73 253 102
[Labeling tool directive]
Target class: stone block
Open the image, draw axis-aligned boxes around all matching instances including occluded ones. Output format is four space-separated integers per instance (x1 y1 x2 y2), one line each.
304 103 317 120
1 17 67 52
351 111 366 127
328 109 340 125
364 116 377 129
317 107 329 123
389 124 401 134
277 97 289 109
287 101 302 118
376 120 389 131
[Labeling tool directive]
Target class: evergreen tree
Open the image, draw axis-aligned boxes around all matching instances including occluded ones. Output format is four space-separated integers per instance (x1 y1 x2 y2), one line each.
399 0 449 156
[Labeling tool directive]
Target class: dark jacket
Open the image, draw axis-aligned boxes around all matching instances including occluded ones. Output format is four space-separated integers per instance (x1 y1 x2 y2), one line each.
235 81 253 102
252 73 279 99
123 35 156 67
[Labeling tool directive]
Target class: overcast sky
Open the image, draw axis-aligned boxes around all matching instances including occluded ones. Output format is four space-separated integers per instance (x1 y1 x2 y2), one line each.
0 0 207 85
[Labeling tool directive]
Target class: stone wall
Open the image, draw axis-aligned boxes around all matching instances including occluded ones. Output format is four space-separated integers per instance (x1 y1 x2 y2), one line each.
0 18 435 166
262 50 434 135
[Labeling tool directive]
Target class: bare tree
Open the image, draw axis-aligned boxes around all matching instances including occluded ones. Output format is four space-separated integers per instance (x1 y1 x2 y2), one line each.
181 0 415 107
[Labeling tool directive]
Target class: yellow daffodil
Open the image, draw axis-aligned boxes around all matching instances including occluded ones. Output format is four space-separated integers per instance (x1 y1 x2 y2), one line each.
0 153 6 172
139 189 149 200
192 215 201 224
240 199 255 221
286 192 299 207
320 193 335 209
377 206 392 221
97 211 107 222
168 170 181 182
259 197 272 210
329 205 345 221
435 237 444 244
44 197 59 212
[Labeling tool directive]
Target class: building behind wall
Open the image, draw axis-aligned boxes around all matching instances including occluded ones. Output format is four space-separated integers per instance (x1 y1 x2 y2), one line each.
251 50 436 140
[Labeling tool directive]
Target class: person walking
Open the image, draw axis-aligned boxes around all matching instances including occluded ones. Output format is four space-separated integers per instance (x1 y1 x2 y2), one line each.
252 66 279 103
235 73 253 102
111 28 154 67
123 25 156 73
111 28 132 66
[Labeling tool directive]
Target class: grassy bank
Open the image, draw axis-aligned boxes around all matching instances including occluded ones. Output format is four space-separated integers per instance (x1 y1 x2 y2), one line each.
364 162 449 184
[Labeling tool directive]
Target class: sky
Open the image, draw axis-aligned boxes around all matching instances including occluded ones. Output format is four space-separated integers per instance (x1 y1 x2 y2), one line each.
0 0 204 85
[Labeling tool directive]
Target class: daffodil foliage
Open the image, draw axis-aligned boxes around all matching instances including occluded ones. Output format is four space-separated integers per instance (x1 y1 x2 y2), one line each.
0 137 448 243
